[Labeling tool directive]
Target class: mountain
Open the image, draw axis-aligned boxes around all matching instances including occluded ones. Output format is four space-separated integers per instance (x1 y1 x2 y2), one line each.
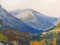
59 18 60 21
14 9 59 31
9 9 21 16
0 5 44 34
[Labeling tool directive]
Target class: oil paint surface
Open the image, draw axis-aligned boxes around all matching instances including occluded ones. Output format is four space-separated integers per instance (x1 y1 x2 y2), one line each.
0 0 60 45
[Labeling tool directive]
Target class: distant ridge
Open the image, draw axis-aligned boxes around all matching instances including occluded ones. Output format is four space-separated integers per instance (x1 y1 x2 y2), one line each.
14 8 59 31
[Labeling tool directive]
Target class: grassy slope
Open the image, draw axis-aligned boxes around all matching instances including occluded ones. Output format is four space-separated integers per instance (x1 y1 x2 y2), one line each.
30 22 60 45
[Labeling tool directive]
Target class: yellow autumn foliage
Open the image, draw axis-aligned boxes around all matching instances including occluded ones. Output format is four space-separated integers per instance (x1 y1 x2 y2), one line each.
30 39 46 45
52 38 56 45
0 32 8 43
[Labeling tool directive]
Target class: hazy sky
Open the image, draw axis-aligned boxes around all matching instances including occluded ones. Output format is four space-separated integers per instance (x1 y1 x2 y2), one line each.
0 0 60 18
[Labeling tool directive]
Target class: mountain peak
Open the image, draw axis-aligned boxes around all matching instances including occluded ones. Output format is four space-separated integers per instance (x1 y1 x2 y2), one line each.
23 8 40 14
23 8 35 11
14 8 41 20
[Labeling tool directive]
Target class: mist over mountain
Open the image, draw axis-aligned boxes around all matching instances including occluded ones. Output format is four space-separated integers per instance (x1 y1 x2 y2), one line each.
9 9 21 16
